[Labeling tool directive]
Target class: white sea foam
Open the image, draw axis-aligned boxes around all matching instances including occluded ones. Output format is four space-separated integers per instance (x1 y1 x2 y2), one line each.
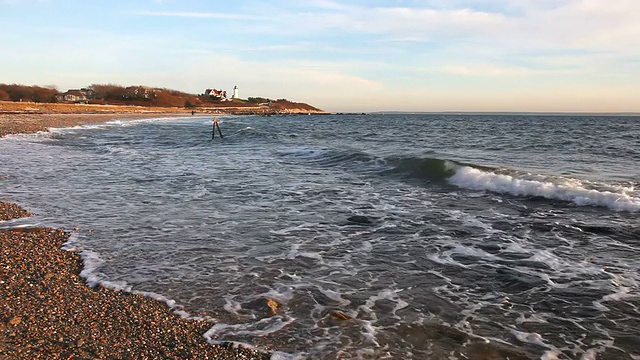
223 296 243 316
77 249 107 287
0 221 39 230
204 316 295 338
63 244 208 321
444 209 497 233
269 351 307 360
360 320 380 346
593 273 639 311
511 329 553 348
358 288 408 323
2 130 55 142
260 285 297 304
317 287 351 307
449 166 640 212
541 351 562 360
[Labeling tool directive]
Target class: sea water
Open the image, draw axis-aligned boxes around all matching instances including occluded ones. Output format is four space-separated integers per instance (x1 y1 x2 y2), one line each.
0 114 639 359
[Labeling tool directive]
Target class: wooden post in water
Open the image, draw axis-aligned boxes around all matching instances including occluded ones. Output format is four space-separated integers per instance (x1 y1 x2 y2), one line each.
212 117 224 140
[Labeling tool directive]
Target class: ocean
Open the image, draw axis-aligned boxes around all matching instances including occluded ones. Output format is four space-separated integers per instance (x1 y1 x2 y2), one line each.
0 114 638 359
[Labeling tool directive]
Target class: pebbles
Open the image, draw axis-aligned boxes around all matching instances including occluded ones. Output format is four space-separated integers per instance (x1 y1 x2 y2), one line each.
0 216 270 359
0 201 31 221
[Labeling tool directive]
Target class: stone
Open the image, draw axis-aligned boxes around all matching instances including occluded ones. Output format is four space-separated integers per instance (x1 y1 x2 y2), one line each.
8 316 21 326
331 311 351 321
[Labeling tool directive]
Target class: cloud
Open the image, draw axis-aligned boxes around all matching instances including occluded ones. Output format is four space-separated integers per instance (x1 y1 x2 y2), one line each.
374 36 431 43
307 0 352 11
285 6 508 37
136 11 266 21
443 65 542 76
259 1 640 56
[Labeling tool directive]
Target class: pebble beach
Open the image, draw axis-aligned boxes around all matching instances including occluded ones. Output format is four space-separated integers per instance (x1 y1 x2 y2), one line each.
0 108 272 359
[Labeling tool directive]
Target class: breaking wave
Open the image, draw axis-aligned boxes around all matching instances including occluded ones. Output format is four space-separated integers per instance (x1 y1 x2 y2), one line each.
284 148 640 212
448 166 640 212
379 155 639 212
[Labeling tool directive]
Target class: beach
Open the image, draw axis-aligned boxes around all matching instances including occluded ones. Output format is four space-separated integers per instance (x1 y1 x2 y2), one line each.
0 110 271 359
0 111 190 138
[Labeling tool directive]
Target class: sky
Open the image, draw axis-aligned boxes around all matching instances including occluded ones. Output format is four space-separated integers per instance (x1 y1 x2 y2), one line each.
1 0 639 112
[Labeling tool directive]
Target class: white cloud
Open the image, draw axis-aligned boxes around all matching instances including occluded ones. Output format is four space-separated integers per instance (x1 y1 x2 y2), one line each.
307 0 352 11
443 64 542 76
374 36 431 43
259 1 640 56
284 6 508 37
137 11 266 21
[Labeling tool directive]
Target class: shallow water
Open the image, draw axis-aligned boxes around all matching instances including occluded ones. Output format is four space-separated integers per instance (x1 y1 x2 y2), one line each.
1 114 639 359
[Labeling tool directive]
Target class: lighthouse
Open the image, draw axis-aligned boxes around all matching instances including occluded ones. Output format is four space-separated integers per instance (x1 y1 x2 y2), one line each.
232 86 239 99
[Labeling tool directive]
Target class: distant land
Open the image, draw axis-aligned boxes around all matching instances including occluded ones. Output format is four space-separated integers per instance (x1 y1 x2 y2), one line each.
0 83 326 115
373 111 640 116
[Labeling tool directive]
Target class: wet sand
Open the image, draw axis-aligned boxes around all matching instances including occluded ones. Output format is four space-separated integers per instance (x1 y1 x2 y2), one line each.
0 113 272 359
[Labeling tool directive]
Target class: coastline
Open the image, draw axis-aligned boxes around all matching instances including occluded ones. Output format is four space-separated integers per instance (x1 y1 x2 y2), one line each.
0 113 190 138
0 112 272 358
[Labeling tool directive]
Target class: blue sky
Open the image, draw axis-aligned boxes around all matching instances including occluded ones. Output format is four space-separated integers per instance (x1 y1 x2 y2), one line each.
2 0 639 112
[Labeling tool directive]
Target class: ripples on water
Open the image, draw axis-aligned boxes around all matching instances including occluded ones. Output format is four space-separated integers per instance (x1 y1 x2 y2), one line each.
1 114 639 359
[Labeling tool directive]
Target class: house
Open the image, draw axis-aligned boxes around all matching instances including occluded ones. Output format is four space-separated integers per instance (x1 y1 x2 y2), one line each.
57 89 89 103
205 88 227 99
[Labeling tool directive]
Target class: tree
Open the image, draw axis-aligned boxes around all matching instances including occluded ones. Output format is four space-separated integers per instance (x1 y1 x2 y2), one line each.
88 84 127 101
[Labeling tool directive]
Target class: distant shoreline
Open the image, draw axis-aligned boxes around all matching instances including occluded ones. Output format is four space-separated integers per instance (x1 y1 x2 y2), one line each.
370 111 640 116
0 100 329 138
0 100 328 116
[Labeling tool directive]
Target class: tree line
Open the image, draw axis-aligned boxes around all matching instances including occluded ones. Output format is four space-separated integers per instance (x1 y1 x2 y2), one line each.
0 83 204 108
0 83 300 109
0 84 59 103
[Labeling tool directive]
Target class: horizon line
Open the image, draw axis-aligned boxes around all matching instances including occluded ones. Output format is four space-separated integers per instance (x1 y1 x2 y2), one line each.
364 111 640 116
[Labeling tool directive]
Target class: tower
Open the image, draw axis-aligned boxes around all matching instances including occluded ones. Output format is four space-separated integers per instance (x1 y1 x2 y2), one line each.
232 86 239 99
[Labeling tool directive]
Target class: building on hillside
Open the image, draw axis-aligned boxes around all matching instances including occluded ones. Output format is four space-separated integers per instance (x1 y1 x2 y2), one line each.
232 86 239 99
205 88 228 100
56 89 89 103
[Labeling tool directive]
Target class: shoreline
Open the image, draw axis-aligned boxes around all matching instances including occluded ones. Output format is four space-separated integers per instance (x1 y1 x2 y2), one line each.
0 114 272 358
0 112 191 138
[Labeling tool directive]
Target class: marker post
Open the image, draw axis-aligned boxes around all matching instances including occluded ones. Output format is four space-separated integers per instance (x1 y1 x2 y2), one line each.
212 117 224 140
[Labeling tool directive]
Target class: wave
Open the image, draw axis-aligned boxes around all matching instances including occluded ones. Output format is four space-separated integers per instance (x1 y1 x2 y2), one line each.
278 147 379 169
380 156 639 212
279 147 640 212
382 156 462 180
448 166 640 212
383 158 639 212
